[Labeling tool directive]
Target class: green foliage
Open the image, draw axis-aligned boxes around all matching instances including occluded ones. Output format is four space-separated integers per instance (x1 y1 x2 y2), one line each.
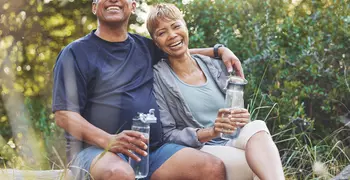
0 0 98 170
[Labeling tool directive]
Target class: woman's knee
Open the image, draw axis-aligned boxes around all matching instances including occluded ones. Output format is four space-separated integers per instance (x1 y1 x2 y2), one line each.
249 120 268 130
232 120 271 149
249 120 272 138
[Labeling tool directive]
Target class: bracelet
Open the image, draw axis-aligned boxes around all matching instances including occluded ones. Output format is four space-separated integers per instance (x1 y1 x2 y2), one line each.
214 44 225 59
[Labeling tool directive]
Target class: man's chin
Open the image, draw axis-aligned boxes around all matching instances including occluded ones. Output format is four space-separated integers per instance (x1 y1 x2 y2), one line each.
101 18 126 26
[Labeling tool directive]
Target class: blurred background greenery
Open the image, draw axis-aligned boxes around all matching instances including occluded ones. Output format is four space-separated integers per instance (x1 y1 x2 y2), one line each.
0 0 349 179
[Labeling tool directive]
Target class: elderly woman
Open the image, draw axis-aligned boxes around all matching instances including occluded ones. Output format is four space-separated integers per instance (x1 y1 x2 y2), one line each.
147 3 285 180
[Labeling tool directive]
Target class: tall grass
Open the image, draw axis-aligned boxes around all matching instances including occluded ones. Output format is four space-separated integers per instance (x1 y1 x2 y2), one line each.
247 66 350 179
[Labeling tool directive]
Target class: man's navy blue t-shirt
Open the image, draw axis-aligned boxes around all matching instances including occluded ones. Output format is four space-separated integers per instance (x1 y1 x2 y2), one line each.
52 31 165 159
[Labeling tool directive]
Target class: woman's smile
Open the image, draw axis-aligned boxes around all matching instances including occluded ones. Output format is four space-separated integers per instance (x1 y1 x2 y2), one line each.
153 19 189 58
169 40 183 47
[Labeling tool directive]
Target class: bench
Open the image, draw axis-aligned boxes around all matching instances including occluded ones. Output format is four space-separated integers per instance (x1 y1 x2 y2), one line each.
1 165 349 179
0 169 72 180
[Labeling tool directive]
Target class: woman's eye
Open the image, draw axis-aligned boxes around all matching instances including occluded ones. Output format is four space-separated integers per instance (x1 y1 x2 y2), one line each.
175 25 181 29
158 32 164 36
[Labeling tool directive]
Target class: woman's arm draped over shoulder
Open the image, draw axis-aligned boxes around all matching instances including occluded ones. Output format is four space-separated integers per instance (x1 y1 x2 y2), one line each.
189 47 244 78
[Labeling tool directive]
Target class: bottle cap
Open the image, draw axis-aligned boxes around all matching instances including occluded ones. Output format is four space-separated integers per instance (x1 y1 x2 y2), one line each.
227 76 248 85
225 76 248 90
143 109 157 124
132 113 143 121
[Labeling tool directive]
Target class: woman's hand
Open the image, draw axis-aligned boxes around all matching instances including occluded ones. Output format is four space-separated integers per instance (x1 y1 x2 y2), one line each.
230 108 250 128
213 108 237 135
196 108 250 142
219 47 245 79
196 108 235 143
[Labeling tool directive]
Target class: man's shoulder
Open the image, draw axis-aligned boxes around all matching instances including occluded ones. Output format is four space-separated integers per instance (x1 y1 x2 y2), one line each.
129 33 151 41
56 33 98 66
128 33 155 46
58 33 99 60
67 33 96 50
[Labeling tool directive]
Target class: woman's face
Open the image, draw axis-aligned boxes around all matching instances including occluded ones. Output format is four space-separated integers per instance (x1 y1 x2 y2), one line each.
153 19 189 58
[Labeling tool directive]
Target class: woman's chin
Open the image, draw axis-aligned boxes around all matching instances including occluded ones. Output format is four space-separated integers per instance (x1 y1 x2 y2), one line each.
167 49 189 58
168 53 186 59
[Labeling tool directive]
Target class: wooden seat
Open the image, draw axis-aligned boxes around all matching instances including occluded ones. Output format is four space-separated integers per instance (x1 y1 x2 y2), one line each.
0 169 72 180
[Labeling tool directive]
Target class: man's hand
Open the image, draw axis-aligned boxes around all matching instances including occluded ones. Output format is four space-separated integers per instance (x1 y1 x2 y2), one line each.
219 47 245 79
107 130 148 162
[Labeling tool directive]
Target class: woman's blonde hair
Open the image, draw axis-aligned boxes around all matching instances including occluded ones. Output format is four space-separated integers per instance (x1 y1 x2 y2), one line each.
146 3 185 38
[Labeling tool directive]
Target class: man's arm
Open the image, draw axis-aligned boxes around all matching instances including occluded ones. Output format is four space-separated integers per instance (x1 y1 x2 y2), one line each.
52 48 106 147
189 46 245 79
55 110 110 148
55 111 148 161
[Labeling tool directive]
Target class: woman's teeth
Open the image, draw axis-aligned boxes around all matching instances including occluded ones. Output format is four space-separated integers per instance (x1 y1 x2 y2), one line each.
170 41 182 47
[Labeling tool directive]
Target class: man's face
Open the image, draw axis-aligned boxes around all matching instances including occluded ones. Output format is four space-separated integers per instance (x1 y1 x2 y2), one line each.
92 0 136 25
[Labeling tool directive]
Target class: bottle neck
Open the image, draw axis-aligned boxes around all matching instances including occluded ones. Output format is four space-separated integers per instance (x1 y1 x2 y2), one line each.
226 84 245 91
132 119 148 126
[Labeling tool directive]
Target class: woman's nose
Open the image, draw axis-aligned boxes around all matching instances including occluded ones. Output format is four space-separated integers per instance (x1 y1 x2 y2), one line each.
168 31 177 39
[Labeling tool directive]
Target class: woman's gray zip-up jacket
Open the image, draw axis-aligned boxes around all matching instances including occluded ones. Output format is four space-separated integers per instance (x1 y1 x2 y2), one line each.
153 54 230 148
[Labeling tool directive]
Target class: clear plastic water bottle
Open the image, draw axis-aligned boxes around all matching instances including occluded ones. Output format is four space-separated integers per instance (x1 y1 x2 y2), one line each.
221 76 248 140
129 109 157 179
